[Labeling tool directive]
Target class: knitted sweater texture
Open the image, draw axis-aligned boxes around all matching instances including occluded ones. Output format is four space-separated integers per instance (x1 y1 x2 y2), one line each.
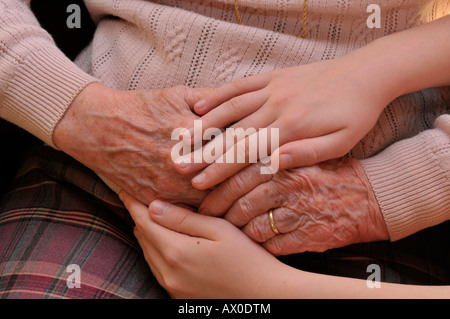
0 0 449 241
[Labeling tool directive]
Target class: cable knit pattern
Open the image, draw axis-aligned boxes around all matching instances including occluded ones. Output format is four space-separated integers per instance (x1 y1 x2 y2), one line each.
1 0 450 241
214 47 242 84
164 24 187 62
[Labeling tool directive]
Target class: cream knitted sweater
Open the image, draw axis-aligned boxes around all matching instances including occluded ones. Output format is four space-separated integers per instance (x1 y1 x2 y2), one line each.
0 0 449 241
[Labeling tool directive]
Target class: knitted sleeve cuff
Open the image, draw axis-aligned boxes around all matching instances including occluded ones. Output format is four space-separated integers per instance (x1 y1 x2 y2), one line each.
0 0 97 148
360 115 450 241
0 44 97 148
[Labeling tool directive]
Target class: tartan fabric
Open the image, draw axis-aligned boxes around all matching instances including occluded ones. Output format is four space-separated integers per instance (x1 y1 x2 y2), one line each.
0 146 168 299
0 145 448 299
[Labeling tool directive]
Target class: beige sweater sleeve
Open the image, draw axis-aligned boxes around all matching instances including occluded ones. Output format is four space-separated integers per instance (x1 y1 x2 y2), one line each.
0 0 97 147
360 114 450 241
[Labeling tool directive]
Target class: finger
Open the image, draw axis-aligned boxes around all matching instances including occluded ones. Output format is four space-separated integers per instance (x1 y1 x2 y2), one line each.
172 123 224 175
120 192 188 252
193 74 271 115
198 162 272 217
182 87 216 111
133 227 165 284
271 130 352 171
242 208 301 243
227 106 275 133
189 90 269 145
262 232 308 256
224 182 281 227
148 200 221 240
119 190 150 228
175 108 275 175
190 143 250 190
191 125 280 190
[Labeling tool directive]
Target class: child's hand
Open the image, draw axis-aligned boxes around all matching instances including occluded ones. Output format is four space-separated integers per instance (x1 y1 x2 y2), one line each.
175 56 395 190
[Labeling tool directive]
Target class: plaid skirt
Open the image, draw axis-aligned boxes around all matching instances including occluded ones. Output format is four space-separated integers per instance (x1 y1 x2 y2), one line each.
0 144 449 299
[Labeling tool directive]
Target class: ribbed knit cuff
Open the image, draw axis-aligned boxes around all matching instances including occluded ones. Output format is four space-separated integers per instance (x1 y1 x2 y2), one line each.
360 121 450 241
0 45 97 148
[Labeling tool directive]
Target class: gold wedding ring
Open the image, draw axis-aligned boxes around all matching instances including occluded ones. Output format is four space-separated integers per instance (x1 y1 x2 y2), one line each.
268 210 281 235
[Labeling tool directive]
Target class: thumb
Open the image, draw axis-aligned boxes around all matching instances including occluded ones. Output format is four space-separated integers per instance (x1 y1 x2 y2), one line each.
149 200 221 239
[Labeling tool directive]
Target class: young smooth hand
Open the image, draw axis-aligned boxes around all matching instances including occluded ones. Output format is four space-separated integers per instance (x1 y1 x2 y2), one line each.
119 191 289 299
199 158 389 255
174 50 400 190
120 182 445 299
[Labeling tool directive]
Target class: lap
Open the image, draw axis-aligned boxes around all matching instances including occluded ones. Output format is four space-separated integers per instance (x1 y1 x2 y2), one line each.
1 145 447 299
0 146 168 299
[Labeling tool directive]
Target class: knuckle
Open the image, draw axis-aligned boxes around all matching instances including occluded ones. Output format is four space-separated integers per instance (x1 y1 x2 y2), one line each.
174 211 190 229
266 236 294 255
163 244 185 268
222 173 245 198
231 77 247 91
265 239 282 255
303 143 319 165
267 231 303 255
271 93 290 107
214 218 232 232
246 220 265 242
276 209 297 231
234 137 249 161
235 197 254 224
227 97 242 113
231 171 247 189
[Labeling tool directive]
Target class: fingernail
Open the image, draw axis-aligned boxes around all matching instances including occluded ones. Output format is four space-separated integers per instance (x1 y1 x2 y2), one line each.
150 200 167 215
195 100 207 110
175 156 191 169
192 172 205 185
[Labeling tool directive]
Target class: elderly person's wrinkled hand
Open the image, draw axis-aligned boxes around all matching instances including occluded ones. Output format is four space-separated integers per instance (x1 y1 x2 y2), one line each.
53 82 207 207
199 157 389 255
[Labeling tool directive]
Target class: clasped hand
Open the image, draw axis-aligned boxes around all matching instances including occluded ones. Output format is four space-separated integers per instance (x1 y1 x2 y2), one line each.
200 158 389 255
53 82 208 207
75 58 393 297
175 57 392 255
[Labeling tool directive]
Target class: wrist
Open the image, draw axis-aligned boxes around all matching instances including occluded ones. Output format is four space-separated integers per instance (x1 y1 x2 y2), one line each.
352 16 450 99
0 43 97 147
336 40 404 111
350 159 390 242
53 82 109 150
